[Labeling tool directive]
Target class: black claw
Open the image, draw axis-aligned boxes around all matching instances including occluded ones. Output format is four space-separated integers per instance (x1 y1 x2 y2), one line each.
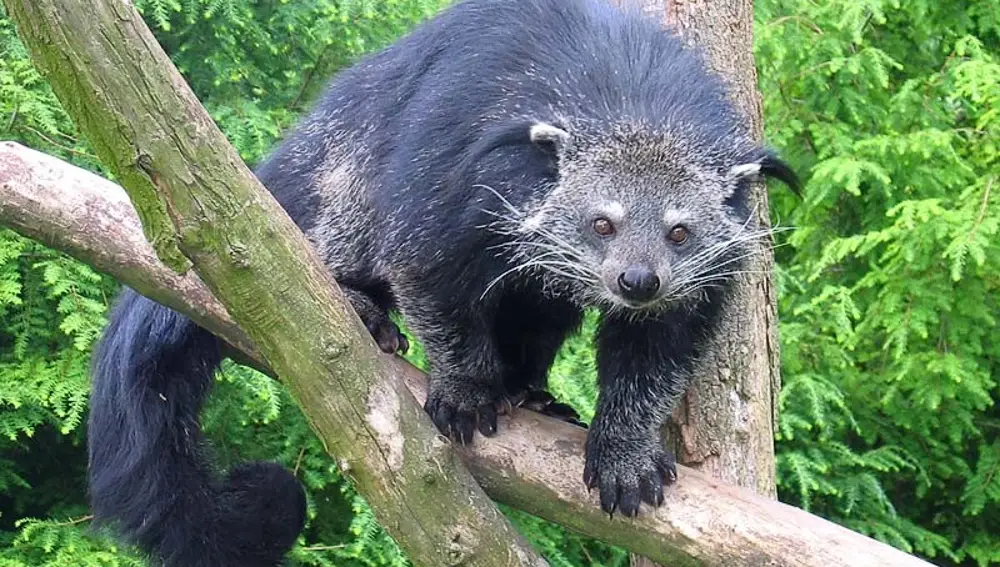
658 452 678 485
640 473 664 507
585 434 677 518
422 384 509 446
429 403 454 437
620 484 641 517
454 412 476 445
599 482 618 515
477 404 498 437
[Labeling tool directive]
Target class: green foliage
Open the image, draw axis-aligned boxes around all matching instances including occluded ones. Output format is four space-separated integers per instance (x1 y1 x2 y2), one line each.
547 312 601 425
0 229 122 561
131 0 448 165
0 5 100 169
2 11 144 561
2 516 145 567
757 0 1000 563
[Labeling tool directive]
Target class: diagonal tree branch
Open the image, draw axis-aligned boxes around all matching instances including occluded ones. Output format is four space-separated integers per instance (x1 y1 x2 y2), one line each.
0 140 935 567
1 0 546 565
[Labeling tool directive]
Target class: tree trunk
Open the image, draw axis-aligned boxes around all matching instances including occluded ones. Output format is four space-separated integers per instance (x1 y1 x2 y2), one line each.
632 1 780 566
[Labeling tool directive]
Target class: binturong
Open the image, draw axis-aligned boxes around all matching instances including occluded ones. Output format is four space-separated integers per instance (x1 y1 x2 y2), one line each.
85 0 800 565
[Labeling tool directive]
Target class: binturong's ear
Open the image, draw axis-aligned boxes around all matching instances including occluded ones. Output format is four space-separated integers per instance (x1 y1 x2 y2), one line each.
449 119 571 190
728 150 802 197
529 122 572 156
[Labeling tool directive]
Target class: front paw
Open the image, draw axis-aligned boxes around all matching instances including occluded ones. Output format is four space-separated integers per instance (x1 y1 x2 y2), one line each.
424 380 504 445
583 431 677 517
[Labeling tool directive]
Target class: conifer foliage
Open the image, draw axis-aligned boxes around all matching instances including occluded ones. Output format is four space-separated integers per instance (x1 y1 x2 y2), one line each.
0 0 998 565
756 1 999 564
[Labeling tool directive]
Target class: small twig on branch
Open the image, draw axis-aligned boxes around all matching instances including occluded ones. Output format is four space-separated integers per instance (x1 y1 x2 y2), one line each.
18 124 95 159
966 176 993 244
51 514 94 527
0 140 935 567
289 42 333 111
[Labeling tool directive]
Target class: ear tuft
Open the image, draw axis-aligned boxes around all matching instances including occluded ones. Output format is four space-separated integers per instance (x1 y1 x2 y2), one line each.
529 122 570 155
729 150 802 197
760 152 802 197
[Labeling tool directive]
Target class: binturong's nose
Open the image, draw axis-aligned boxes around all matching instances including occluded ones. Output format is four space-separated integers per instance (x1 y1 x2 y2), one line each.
617 265 660 302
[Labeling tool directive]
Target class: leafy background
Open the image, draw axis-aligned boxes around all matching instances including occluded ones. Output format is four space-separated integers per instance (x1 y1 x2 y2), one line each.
0 0 997 565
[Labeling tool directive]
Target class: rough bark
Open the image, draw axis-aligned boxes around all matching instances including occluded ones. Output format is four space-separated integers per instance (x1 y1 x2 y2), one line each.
0 141 935 567
1 2 546 566
658 0 779 501
630 2 780 565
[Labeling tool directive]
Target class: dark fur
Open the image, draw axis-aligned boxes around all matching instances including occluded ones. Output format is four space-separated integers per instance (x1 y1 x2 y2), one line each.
87 0 798 564
88 291 306 566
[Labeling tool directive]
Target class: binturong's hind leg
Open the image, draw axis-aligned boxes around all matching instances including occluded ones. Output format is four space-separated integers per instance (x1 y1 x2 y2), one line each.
508 390 587 428
495 301 586 428
340 286 409 355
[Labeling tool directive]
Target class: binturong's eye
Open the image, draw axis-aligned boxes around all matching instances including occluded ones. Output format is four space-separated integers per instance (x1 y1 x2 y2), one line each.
667 225 689 244
593 217 616 237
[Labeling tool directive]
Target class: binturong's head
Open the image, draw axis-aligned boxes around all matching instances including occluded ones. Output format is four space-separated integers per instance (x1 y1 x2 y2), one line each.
485 119 800 313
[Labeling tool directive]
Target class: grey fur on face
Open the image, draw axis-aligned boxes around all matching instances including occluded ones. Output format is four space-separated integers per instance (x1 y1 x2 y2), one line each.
492 121 774 316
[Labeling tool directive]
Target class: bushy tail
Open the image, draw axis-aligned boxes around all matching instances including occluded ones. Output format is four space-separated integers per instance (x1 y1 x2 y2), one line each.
87 289 306 567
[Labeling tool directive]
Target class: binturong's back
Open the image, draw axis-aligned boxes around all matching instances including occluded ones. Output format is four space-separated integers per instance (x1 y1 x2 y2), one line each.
260 0 760 227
